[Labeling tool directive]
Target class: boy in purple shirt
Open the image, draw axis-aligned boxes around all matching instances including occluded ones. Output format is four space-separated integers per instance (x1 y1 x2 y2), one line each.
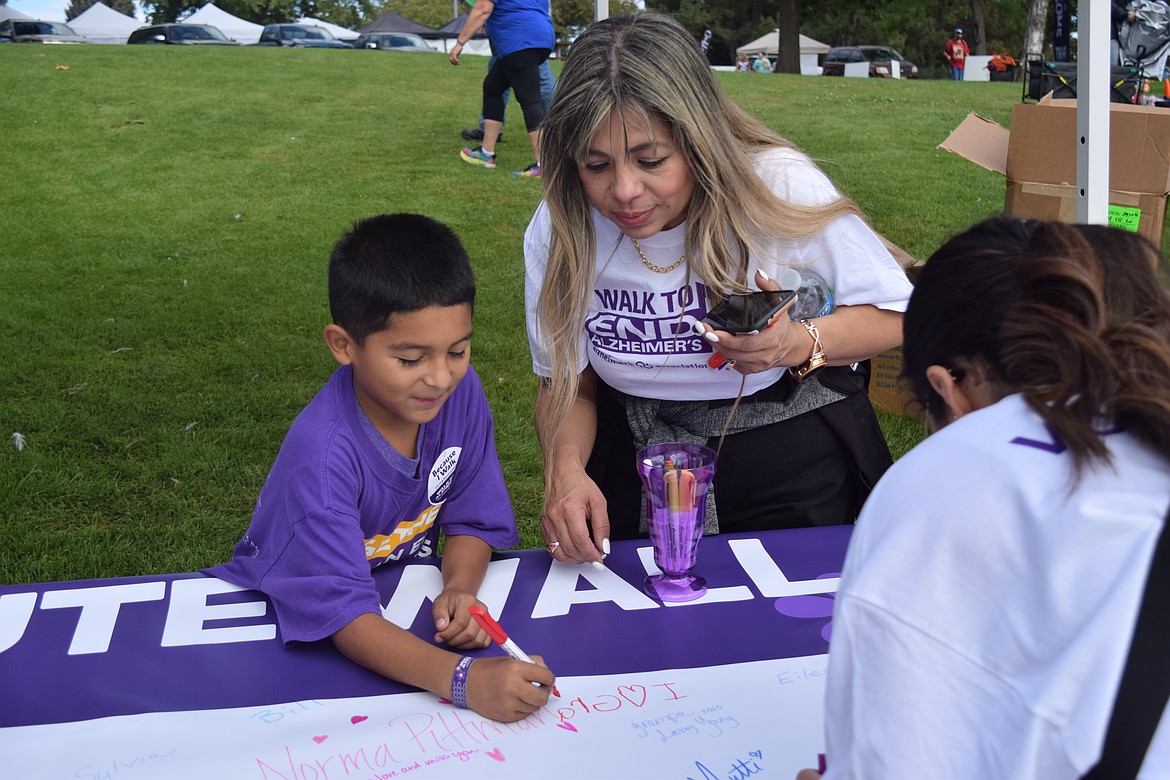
209 214 554 722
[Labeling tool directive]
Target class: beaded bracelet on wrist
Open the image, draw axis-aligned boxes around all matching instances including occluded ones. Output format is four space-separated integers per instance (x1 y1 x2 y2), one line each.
450 656 474 709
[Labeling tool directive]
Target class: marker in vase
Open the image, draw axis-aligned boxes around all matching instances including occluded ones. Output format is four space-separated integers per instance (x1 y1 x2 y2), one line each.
468 605 560 697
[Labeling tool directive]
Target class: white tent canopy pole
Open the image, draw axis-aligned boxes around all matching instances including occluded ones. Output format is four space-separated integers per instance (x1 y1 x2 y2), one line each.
1078 1 1110 227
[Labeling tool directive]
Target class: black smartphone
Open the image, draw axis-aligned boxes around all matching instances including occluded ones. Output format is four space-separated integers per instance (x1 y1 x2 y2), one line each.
701 289 797 334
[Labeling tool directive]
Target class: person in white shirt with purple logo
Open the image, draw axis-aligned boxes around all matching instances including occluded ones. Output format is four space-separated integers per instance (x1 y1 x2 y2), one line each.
801 218 1170 779
525 13 913 567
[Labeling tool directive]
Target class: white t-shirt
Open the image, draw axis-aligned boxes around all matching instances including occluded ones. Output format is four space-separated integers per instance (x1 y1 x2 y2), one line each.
523 146 914 401
824 393 1170 779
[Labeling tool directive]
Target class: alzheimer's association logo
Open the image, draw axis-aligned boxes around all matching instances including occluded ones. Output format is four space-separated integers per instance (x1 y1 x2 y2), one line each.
586 282 709 359
428 446 461 505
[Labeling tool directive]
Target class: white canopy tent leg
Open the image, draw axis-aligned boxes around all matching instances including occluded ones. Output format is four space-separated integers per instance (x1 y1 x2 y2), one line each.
1077 0 1110 227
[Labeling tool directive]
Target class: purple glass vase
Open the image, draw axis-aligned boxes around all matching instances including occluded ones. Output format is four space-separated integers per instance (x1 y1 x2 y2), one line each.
636 442 717 602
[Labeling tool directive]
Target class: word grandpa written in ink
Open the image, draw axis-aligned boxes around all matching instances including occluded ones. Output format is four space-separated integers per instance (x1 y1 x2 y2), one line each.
632 703 741 743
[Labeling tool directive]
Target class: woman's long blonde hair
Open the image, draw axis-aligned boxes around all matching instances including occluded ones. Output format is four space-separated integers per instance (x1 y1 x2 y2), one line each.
536 12 887 448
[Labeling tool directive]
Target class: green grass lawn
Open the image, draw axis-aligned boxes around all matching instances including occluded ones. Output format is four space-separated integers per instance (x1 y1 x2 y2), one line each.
1 46 1024 584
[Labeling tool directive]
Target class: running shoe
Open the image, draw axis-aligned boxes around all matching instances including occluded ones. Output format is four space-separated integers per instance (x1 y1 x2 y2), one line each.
460 146 496 169
513 162 541 178
461 128 504 142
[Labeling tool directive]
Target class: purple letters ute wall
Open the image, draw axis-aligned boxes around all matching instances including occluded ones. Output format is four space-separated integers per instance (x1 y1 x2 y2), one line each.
0 527 850 728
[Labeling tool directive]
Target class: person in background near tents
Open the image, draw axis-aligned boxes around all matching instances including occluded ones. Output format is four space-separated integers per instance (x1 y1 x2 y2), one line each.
945 27 969 81
451 0 553 178
736 52 751 72
752 50 771 73
796 218 1170 779
459 0 556 144
461 54 556 144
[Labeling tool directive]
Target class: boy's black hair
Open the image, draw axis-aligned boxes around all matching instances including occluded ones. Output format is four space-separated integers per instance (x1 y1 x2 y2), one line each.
328 214 476 345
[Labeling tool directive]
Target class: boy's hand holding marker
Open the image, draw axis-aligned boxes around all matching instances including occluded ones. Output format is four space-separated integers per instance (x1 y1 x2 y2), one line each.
470 605 560 698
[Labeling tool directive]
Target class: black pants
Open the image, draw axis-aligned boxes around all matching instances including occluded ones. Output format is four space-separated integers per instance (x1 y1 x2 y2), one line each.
483 48 549 132
585 368 893 540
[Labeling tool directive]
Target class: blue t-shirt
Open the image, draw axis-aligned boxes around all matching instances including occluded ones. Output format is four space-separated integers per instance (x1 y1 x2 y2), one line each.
487 0 553 58
207 363 518 644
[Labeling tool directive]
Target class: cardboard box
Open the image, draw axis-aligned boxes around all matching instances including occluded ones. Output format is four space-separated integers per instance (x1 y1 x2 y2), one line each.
869 345 922 420
868 260 925 420
875 101 1170 420
939 97 1170 247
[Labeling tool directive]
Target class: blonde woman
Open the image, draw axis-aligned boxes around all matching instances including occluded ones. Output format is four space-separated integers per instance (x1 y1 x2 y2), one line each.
524 13 912 566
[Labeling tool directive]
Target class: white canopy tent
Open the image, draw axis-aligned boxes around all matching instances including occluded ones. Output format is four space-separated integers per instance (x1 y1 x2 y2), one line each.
184 3 262 44
736 30 830 57
67 2 139 44
296 16 358 42
736 30 830 75
432 13 491 55
0 5 33 21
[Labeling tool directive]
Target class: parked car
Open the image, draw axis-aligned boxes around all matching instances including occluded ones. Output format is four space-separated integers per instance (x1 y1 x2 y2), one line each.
128 23 238 45
821 45 918 79
0 19 88 44
255 24 352 48
352 32 432 53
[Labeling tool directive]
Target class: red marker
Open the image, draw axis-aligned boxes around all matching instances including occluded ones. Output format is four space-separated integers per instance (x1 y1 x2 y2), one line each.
469 605 560 697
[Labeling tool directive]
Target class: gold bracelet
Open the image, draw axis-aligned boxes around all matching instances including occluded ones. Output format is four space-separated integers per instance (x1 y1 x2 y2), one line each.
793 319 827 381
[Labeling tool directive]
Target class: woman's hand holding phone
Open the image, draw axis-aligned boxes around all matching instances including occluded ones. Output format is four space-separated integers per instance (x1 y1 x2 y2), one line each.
696 269 802 373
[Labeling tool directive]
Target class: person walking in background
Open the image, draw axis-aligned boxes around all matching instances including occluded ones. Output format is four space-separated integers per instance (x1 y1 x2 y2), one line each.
460 55 555 144
945 27 970 80
797 218 1170 779
752 50 771 73
451 0 553 178
736 52 750 72
458 0 556 145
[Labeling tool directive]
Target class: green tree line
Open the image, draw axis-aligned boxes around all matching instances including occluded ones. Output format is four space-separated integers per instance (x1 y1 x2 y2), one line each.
652 0 1034 73
55 0 1049 75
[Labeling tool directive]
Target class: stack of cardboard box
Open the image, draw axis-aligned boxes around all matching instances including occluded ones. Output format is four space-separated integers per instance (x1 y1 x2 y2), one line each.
869 96 1170 419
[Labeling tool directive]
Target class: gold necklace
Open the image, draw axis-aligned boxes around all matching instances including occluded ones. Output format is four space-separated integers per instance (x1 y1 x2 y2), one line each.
630 237 685 274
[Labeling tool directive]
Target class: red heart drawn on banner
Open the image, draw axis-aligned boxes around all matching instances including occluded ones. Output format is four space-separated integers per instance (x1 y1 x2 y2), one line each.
312 735 328 744
350 715 368 725
486 748 505 762
556 721 578 732
617 685 647 707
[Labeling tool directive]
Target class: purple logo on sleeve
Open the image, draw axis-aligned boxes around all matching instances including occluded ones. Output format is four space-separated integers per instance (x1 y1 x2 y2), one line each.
1011 421 1123 454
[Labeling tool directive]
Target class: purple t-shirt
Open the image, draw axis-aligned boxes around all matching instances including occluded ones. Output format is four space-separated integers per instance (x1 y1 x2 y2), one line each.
207 363 518 644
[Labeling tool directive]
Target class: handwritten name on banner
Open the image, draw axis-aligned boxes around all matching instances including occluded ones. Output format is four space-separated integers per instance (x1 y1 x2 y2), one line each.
2 657 827 780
